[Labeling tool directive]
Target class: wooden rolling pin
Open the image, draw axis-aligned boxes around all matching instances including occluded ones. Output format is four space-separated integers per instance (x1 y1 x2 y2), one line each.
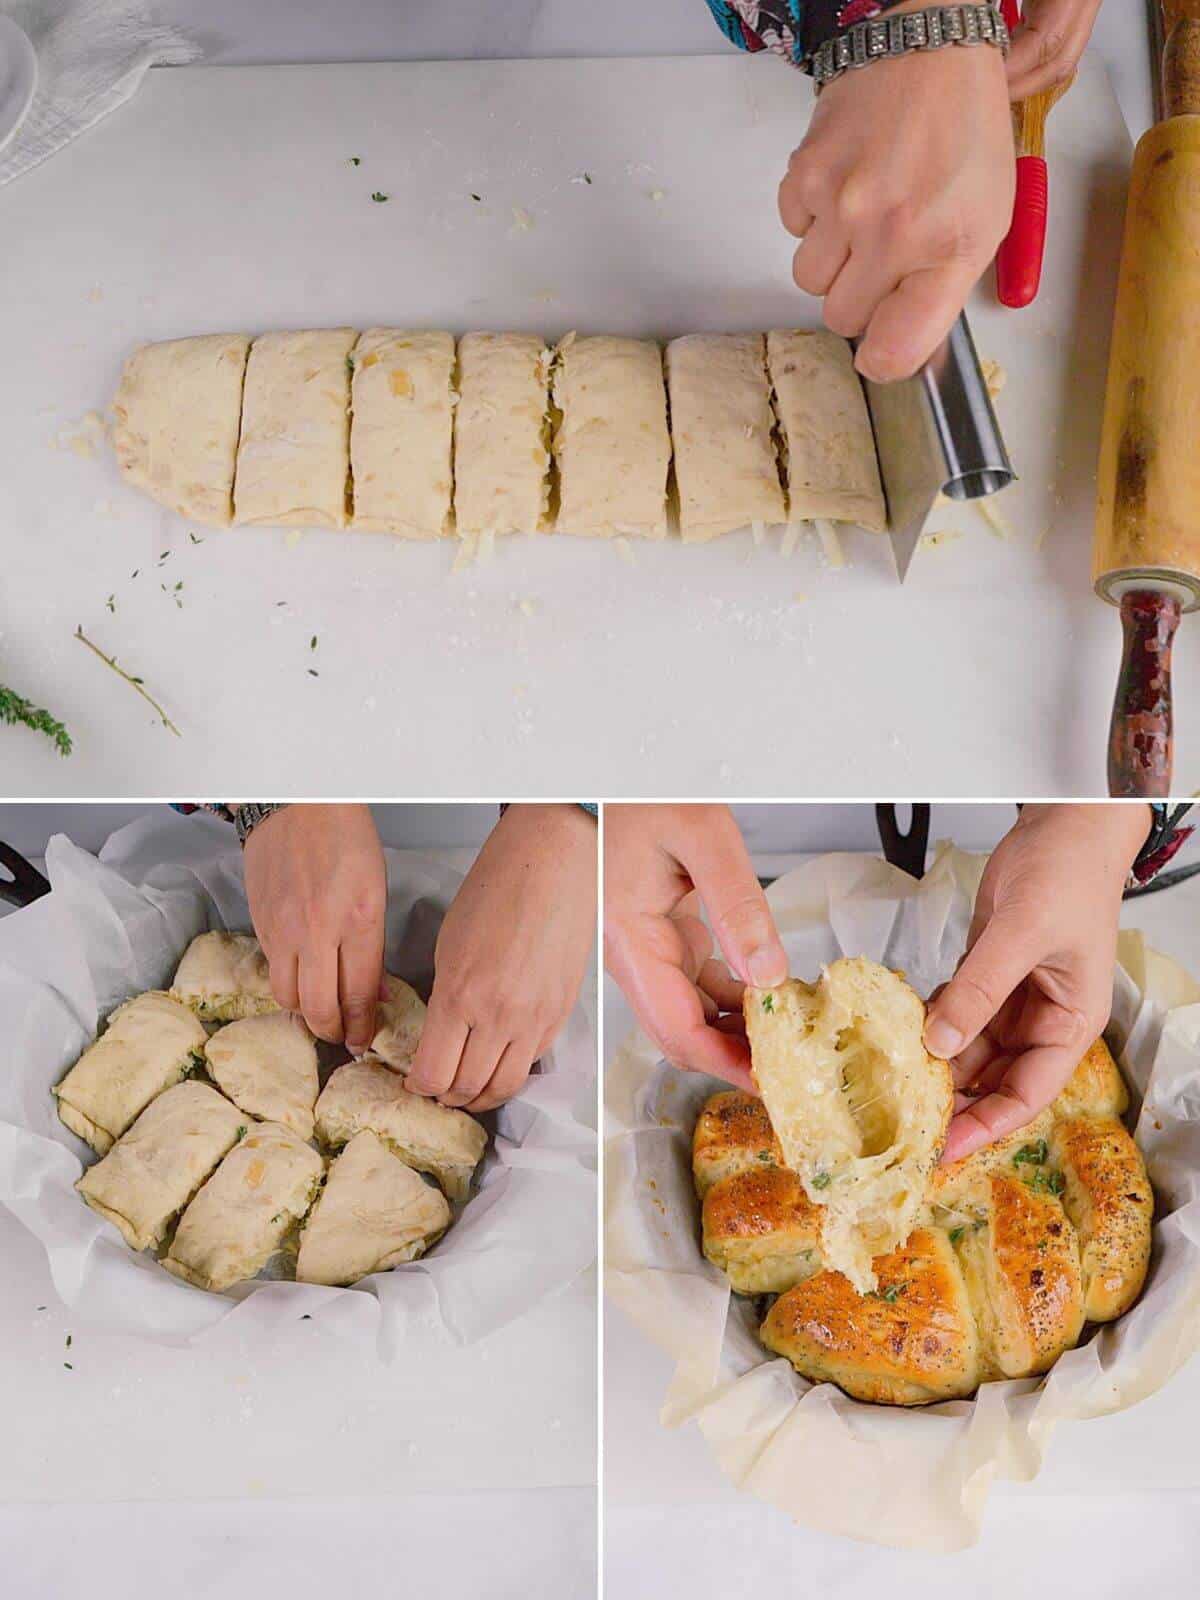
1093 1 1200 796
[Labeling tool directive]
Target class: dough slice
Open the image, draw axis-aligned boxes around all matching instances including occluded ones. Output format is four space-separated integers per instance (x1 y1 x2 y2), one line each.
664 333 786 542
453 332 551 537
552 333 670 538
369 973 427 1072
767 329 886 532
53 991 207 1155
163 1120 324 1291
233 328 355 527
170 931 278 1023
315 1057 486 1202
350 329 455 537
76 1082 246 1253
745 958 953 1294
296 1129 450 1286
111 334 251 527
204 1011 319 1139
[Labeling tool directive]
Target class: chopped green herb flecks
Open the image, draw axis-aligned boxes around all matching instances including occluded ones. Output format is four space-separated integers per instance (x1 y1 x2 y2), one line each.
761 993 775 1013
371 191 389 203
63 1362 73 1370
310 635 318 651
1013 1139 1048 1167
875 1282 906 1303
65 1334 72 1349
189 531 204 545
757 1149 774 1163
811 1170 831 1191
307 668 319 678
106 594 115 613
1027 1168 1066 1197
470 193 482 202
236 1125 248 1141
948 1226 965 1246
0 684 73 756
349 156 361 166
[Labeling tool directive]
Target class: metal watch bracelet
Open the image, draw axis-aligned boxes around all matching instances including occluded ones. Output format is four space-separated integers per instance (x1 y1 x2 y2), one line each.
234 803 290 847
810 5 1009 89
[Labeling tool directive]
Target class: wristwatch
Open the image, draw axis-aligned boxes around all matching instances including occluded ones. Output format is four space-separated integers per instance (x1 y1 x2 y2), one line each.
234 803 290 847
811 4 1009 88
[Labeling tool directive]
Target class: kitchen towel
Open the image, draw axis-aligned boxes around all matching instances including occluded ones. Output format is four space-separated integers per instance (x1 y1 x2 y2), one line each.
0 1 197 186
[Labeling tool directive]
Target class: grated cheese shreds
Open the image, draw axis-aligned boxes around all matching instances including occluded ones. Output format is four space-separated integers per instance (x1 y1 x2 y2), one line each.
477 528 496 564
1034 523 1053 549
815 518 846 568
919 529 964 551
975 496 1012 539
751 520 766 547
451 532 478 574
980 357 1007 402
780 523 802 559
284 529 305 550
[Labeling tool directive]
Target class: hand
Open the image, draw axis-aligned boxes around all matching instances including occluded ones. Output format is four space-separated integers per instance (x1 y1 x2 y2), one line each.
1006 0 1101 101
604 804 788 1089
779 0 1014 381
924 803 1149 1164
241 803 387 1054
405 804 596 1113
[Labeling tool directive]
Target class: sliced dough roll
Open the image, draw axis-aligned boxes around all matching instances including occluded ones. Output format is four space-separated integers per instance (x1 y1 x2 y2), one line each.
171 931 277 1023
233 328 355 527
112 334 250 527
296 1129 450 1286
766 329 886 532
664 333 785 542
745 958 953 1294
76 1082 245 1253
369 973 427 1072
163 1121 324 1292
552 333 670 539
350 329 455 537
53 991 206 1156
315 1057 486 1202
204 1011 319 1140
453 332 551 537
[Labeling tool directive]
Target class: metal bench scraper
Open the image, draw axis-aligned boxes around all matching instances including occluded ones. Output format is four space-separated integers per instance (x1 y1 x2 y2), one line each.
861 312 1015 581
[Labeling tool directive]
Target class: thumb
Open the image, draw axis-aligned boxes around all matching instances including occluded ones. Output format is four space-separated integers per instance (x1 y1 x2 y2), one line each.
680 811 787 989
855 258 983 384
924 909 1040 1060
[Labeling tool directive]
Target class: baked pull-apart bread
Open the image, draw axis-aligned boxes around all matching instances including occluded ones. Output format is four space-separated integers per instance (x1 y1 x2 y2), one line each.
170 931 278 1023
744 959 954 1293
53 991 206 1155
695 1035 1153 1405
315 1057 486 1202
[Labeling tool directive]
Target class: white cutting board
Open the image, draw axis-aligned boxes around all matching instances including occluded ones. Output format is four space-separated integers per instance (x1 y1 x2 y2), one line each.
3 53 1181 798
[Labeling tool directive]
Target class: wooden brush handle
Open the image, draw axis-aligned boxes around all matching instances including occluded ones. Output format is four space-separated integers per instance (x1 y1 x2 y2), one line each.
1107 589 1181 797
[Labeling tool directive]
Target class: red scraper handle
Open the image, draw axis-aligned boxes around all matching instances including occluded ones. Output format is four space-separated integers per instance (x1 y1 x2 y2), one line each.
1108 590 1180 798
996 155 1048 308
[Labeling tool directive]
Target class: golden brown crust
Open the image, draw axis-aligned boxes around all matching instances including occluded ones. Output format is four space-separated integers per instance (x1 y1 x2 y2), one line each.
1051 1115 1153 1321
1053 1038 1128 1121
925 1108 1056 1209
760 1229 980 1405
701 1166 822 1294
692 1091 783 1198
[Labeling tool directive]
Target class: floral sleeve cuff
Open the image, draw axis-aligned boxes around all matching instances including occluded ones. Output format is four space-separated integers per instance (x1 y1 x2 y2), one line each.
704 1 909 69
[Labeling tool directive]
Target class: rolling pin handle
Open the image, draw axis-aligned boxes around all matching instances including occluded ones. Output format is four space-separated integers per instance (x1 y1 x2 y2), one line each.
1163 17 1200 119
1107 589 1181 798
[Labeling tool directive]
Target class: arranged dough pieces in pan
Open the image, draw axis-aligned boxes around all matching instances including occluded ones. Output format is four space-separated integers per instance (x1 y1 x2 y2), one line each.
369 973 427 1072
76 1081 246 1253
454 332 551 537
350 329 455 537
112 334 250 527
53 991 206 1156
296 1129 450 1286
171 931 277 1023
767 329 886 532
315 1057 486 1202
552 333 671 538
664 333 786 542
233 328 355 527
204 1011 319 1140
164 1120 324 1292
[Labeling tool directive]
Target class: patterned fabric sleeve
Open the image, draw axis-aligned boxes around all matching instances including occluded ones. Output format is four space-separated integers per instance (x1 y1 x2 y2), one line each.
705 1 908 67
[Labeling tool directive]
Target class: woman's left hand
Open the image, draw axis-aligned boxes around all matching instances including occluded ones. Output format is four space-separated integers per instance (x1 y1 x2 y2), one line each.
405 805 597 1113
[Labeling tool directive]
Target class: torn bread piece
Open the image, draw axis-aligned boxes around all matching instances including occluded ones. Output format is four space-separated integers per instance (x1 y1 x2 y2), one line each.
454 332 551 537
314 1057 486 1202
552 333 671 538
75 1081 245 1253
163 1120 324 1291
111 334 250 527
204 1011 319 1140
233 328 355 527
296 1129 450 1285
767 329 886 532
744 958 953 1294
350 329 455 537
53 990 207 1156
664 333 786 542
170 930 278 1023
369 973 427 1072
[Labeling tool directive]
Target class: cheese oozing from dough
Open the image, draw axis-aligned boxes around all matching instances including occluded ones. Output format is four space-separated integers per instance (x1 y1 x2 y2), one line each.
453 332 551 536
552 333 671 538
234 328 355 527
350 328 455 537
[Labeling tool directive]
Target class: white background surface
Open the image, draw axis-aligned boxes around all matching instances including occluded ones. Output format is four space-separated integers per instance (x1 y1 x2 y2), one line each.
604 802 1200 1593
0 802 598 1598
3 5 1186 800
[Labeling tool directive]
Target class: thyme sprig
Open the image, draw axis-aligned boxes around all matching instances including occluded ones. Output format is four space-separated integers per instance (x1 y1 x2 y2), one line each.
74 627 181 737
0 683 73 756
